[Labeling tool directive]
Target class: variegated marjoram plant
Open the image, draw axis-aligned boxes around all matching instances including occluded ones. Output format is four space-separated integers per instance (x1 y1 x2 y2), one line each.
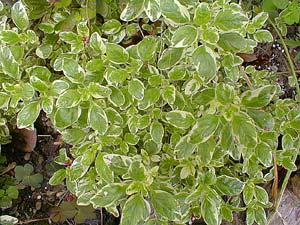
0 1 299 225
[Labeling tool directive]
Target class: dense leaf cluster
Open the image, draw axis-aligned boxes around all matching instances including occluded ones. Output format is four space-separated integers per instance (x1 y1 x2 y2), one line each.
0 1 300 225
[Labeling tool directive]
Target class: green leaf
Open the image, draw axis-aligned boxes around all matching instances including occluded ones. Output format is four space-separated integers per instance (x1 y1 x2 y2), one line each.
56 89 82 108
88 83 111 98
168 65 188 80
162 85 176 105
216 83 235 104
221 205 233 222
175 136 196 158
90 32 106 54
62 58 84 83
17 101 40 129
15 164 33 182
120 194 150 225
11 1 29 30
54 107 80 129
108 86 125 107
77 21 89 37
128 79 145 100
241 85 276 108
254 30 273 42
6 186 19 199
129 161 146 181
95 153 114 183
246 208 255 225
0 47 20 80
247 109 274 130
201 197 220 225
150 190 179 220
202 29 219 44
106 43 129 64
137 36 157 61
59 31 79 44
88 102 108 135
106 68 128 83
51 80 69 95
251 12 269 29
62 128 86 145
281 157 297 171
49 169 66 185
255 143 272 167
193 3 212 27
160 0 190 24
165 110 195 129
192 88 215 105
0 215 18 225
192 46 217 82
255 185 269 205
0 31 20 45
102 19 121 35
188 114 219 144
220 123 235 154
271 0 289 9
91 183 127 208
144 0 161 22
0 92 10 109
158 48 184 70
215 9 248 31
171 25 198 48
243 183 254 205
232 112 257 147
36 44 53 59
214 175 244 195
197 138 216 165
120 0 144 21
22 173 43 188
27 66 51 81
138 88 160 110
255 206 267 225
218 32 248 51
30 76 48 92
150 121 164 144
38 22 54 33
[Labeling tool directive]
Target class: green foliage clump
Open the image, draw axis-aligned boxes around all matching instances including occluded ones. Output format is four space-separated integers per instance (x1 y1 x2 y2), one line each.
0 1 299 225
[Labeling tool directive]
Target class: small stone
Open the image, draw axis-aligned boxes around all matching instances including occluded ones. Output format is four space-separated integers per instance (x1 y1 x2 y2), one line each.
24 153 31 161
36 201 42 210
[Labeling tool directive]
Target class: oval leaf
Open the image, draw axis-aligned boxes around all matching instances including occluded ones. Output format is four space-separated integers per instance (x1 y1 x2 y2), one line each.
171 25 198 48
165 110 195 129
11 1 29 30
88 102 108 135
188 114 219 144
160 0 190 24
56 89 82 108
120 194 150 225
214 175 245 195
128 79 145 100
49 169 66 185
17 101 40 129
192 46 217 82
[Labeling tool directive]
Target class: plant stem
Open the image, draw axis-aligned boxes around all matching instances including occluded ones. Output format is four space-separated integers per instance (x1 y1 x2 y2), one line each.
267 152 297 223
267 171 292 223
268 19 300 102
275 70 300 75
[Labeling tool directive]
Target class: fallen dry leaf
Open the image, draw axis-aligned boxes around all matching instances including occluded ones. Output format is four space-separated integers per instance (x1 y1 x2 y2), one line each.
237 53 258 62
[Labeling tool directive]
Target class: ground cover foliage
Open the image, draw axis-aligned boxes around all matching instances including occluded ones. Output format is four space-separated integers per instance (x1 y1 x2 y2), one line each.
0 0 300 225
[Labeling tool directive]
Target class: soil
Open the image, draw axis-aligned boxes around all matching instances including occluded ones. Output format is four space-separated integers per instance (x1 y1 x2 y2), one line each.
1 24 300 225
